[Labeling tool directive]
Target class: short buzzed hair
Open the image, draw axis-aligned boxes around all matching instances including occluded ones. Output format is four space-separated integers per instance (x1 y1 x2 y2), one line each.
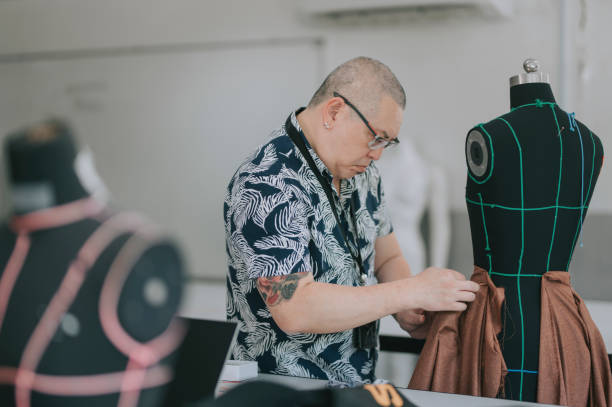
307 56 406 115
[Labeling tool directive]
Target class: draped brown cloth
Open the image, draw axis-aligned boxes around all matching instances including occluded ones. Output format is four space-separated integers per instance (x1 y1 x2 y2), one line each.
407 266 507 397
538 271 612 407
407 267 612 407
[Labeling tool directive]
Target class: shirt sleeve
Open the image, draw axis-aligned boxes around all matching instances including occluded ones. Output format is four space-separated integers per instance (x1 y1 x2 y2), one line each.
228 182 312 279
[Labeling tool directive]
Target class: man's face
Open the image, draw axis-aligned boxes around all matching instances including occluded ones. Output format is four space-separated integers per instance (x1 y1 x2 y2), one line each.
331 95 403 180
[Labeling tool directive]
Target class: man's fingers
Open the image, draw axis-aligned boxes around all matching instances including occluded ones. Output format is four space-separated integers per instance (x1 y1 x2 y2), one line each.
450 302 468 312
412 268 481 312
400 310 425 325
413 313 426 323
458 280 480 292
455 290 476 303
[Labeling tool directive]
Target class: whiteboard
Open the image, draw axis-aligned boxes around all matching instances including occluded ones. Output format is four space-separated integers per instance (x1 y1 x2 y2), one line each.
0 40 323 279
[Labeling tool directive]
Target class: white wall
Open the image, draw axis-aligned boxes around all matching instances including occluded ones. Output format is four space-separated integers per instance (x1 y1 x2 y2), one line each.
0 0 610 279
581 0 612 211
0 41 322 278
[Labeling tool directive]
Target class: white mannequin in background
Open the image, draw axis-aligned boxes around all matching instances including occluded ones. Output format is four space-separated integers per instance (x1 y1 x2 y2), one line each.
376 137 451 386
377 137 450 273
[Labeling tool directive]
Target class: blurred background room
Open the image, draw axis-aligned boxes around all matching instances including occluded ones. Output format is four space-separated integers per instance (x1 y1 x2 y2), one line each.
0 0 610 388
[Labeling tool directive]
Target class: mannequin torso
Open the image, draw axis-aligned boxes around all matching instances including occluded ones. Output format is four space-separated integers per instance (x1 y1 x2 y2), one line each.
465 83 604 401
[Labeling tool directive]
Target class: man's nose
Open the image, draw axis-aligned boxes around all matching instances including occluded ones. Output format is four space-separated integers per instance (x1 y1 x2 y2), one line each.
367 147 384 161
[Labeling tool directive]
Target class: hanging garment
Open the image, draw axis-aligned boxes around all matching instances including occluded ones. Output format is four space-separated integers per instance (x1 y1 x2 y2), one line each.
537 271 611 407
408 266 507 398
408 267 612 407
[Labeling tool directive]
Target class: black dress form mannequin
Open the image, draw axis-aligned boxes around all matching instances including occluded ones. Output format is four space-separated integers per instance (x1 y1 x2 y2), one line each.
0 120 184 407
465 78 604 401
409 63 610 406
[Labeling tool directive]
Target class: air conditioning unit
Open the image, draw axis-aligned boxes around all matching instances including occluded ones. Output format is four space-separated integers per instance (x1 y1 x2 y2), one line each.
296 0 514 17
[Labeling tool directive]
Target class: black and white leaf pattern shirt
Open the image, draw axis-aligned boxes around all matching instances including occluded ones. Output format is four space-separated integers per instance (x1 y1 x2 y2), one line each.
224 109 393 384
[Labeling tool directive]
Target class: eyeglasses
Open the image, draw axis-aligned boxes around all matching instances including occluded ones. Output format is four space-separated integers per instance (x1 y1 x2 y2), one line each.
333 92 399 150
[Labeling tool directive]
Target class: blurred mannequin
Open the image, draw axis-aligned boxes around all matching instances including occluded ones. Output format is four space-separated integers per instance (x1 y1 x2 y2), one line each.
0 120 184 407
375 138 450 385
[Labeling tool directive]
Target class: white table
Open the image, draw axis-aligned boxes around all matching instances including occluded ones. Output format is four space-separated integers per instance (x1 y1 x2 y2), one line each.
252 373 560 406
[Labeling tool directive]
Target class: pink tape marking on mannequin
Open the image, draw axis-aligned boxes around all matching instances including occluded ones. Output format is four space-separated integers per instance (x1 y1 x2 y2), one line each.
0 365 173 395
14 212 148 407
98 226 186 407
10 197 103 233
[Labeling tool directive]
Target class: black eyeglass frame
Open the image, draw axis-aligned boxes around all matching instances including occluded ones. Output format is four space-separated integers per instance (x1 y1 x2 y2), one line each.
332 91 400 150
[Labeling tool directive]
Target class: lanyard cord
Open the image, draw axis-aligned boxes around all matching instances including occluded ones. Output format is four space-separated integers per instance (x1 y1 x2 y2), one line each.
284 114 366 282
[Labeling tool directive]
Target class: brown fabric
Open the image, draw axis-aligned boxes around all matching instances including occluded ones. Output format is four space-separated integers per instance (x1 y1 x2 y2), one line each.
407 266 507 397
538 271 612 407
407 268 612 406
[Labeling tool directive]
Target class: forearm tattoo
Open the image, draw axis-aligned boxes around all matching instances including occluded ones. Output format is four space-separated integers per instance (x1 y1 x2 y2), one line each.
256 273 307 307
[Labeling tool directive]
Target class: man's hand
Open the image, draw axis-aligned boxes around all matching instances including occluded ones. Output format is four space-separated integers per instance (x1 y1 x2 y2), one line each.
409 267 480 312
394 309 433 339
394 267 479 339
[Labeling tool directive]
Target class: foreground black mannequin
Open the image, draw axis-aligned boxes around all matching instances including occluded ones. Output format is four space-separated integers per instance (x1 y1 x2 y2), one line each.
0 120 184 407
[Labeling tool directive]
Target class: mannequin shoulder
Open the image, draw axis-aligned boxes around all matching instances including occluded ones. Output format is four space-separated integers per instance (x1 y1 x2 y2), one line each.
574 120 605 173
465 123 497 184
575 119 605 157
103 235 184 342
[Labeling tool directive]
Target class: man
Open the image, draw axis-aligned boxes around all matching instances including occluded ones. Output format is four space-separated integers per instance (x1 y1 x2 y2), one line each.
224 57 479 384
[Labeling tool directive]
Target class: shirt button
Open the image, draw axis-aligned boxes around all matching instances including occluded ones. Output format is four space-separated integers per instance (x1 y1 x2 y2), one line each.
360 273 367 284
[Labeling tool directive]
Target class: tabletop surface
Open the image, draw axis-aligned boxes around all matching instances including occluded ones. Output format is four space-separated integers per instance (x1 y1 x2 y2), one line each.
251 373 560 407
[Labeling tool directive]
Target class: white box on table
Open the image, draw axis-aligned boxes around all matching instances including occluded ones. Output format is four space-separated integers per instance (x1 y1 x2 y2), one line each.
219 360 258 381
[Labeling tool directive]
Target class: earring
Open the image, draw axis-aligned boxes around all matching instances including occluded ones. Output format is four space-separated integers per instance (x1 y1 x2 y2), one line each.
324 122 330 129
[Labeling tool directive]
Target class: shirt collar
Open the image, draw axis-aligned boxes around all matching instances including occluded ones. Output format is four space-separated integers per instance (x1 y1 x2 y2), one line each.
290 109 334 185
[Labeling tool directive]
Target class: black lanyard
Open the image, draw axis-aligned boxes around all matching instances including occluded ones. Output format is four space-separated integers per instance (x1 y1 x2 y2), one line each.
285 112 367 284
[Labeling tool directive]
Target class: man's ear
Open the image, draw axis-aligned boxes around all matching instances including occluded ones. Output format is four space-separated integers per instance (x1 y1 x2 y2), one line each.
322 96 344 128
